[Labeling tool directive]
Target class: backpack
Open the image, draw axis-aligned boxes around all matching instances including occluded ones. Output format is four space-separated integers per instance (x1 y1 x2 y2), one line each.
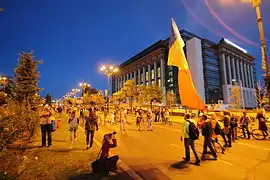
187 120 199 140
214 122 222 135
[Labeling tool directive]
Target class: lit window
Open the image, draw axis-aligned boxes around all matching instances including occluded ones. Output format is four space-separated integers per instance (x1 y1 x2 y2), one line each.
146 71 149 81
168 71 173 77
157 67 161 78
151 80 155 85
146 81 149 85
158 79 161 87
151 69 154 79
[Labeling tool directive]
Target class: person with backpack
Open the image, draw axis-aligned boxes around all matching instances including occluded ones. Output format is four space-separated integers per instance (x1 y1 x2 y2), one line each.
198 115 218 160
68 111 79 142
85 109 99 149
221 111 232 148
180 113 200 165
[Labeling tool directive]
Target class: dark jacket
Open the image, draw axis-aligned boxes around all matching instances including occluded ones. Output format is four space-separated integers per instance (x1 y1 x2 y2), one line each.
85 116 98 131
100 139 117 159
201 120 213 137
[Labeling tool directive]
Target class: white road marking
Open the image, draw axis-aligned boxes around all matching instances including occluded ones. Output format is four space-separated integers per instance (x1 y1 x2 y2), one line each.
236 142 270 151
78 126 144 180
154 125 181 132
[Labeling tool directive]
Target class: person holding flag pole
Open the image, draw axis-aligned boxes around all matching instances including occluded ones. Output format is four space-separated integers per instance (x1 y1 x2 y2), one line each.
168 18 206 165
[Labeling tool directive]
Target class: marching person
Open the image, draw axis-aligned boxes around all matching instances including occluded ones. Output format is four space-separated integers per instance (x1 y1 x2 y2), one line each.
240 112 251 139
147 108 153 131
68 111 79 142
256 110 269 139
221 111 232 148
180 113 200 165
136 109 142 131
85 109 99 149
198 115 218 160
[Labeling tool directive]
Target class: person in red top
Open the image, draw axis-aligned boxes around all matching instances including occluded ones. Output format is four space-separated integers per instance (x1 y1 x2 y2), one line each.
100 132 119 175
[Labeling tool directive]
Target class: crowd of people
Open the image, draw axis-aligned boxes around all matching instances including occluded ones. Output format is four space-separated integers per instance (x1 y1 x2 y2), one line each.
180 109 269 166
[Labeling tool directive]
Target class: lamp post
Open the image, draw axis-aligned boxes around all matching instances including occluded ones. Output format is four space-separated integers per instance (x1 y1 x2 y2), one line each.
100 65 118 108
0 77 8 92
79 82 90 95
244 0 270 104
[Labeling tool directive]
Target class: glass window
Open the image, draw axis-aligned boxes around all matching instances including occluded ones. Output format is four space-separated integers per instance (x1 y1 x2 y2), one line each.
157 67 161 78
146 71 149 81
168 71 173 77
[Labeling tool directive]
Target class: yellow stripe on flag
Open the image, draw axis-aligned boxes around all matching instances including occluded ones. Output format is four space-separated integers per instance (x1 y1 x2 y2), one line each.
168 18 205 110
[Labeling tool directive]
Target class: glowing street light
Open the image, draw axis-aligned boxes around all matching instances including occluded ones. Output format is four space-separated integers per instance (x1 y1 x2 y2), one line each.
99 65 119 98
0 76 8 92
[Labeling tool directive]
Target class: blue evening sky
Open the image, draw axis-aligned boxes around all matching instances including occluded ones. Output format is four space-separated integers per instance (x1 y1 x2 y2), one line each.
0 0 269 98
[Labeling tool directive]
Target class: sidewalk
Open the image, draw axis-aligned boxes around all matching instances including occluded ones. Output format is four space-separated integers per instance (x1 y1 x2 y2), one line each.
13 114 132 180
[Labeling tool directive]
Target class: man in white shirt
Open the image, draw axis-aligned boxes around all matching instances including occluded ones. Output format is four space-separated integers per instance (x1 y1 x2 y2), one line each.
180 113 200 165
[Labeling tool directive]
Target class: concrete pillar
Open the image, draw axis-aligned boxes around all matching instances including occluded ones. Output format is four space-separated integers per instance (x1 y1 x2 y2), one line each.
250 65 255 88
148 64 151 85
236 59 241 82
142 66 146 85
134 70 137 85
154 62 157 85
227 55 232 84
138 68 141 85
240 62 245 87
221 54 227 85
130 72 133 80
160 59 165 87
232 58 236 80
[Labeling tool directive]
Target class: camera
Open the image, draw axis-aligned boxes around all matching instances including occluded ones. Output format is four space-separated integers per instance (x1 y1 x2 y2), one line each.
103 131 117 141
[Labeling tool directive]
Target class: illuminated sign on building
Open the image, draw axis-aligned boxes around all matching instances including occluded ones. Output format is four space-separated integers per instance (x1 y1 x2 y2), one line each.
224 38 248 54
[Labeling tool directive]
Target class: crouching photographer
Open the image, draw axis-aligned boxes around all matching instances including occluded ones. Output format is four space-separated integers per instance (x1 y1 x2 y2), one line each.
92 131 119 176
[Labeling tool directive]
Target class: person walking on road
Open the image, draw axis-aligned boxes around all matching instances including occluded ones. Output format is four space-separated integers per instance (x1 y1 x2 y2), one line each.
68 111 79 142
136 109 142 131
256 110 269 139
119 108 126 132
147 108 153 131
85 109 99 149
221 111 232 148
230 114 238 142
198 115 218 160
180 113 200 165
40 106 53 147
240 112 251 139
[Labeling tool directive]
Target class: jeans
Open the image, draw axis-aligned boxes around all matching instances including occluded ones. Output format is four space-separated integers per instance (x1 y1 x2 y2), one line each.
202 136 217 158
231 127 237 141
86 130 95 147
242 124 250 139
41 124 52 147
184 138 200 161
70 128 77 141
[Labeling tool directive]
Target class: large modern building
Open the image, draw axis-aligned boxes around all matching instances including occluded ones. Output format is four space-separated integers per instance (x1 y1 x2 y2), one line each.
112 30 257 108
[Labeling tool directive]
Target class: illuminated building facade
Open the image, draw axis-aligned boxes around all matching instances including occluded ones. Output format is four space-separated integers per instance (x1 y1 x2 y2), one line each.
112 30 257 108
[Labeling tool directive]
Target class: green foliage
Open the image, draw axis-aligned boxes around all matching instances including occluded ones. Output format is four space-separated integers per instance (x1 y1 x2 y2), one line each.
83 93 106 106
122 80 138 110
230 86 241 109
111 90 125 104
45 93 52 105
138 85 163 107
0 99 40 151
13 52 41 109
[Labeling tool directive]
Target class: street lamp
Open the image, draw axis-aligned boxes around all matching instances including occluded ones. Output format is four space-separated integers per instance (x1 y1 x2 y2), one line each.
99 65 118 98
0 76 8 92
232 79 245 109
242 0 270 104
79 82 90 95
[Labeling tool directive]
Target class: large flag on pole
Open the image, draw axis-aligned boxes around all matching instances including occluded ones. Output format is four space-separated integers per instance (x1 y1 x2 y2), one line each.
167 18 205 110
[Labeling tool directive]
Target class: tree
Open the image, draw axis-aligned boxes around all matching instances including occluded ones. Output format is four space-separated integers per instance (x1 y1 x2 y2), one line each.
45 93 52 105
256 81 267 109
230 86 241 109
13 52 41 108
122 80 138 111
111 90 125 105
139 85 163 108
83 93 106 106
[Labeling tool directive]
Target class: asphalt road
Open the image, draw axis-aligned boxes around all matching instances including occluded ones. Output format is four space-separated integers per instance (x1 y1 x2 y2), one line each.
92 114 270 180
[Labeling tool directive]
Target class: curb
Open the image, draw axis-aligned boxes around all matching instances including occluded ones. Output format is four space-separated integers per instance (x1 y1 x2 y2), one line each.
78 126 144 180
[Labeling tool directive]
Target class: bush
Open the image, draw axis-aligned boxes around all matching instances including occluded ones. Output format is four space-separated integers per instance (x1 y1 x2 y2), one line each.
0 100 39 151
